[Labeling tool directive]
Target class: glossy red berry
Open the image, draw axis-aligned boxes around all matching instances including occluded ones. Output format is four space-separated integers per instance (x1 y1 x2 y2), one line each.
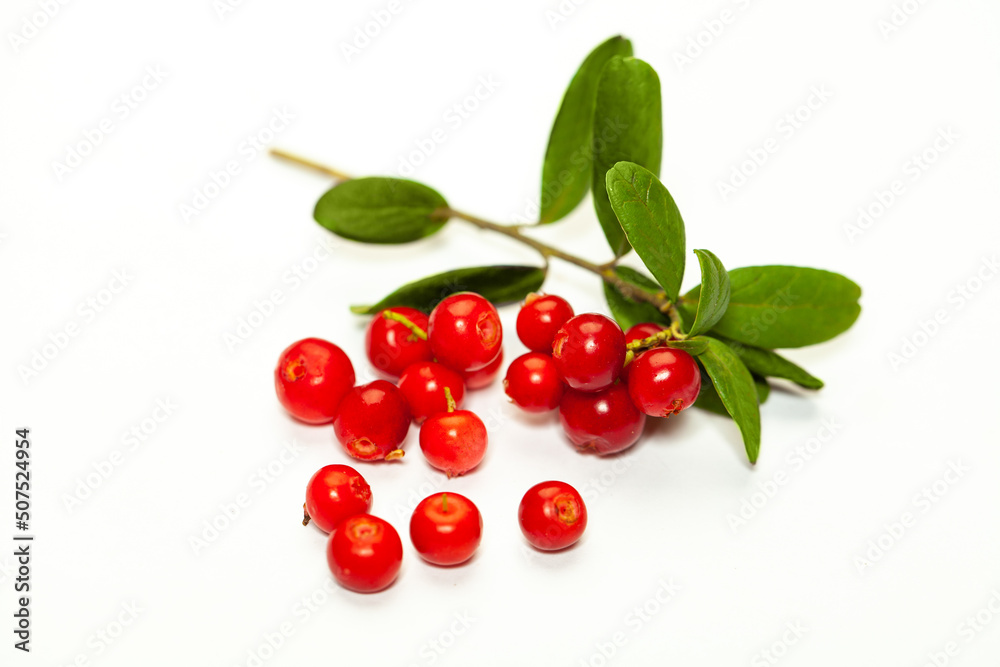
419 409 487 477
559 382 646 455
326 514 403 593
365 307 432 379
460 348 504 390
333 380 410 461
428 292 502 372
397 362 466 424
274 338 355 424
627 348 701 417
518 481 587 551
503 352 564 412
304 465 372 533
552 313 626 392
409 492 483 566
624 322 668 346
516 293 574 352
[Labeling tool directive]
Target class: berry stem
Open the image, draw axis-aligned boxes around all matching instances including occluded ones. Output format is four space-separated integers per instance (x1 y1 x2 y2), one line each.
302 504 311 527
442 492 449 512
270 149 674 313
443 386 457 413
382 309 428 340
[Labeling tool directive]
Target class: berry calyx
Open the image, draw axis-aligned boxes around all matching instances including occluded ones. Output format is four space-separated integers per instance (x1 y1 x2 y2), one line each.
274 338 355 424
326 514 403 593
333 380 411 461
419 389 488 476
460 348 504 390
559 382 646 455
503 352 564 412
627 348 701 417
551 313 627 392
303 464 373 533
516 293 574 353
428 292 503 372
409 492 483 566
518 481 587 551
397 361 466 424
365 307 432 379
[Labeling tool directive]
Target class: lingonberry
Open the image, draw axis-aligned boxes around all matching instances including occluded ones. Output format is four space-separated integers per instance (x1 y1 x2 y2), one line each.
333 380 410 461
552 313 626 392
303 464 372 533
365 307 432 379
516 293 575 353
397 361 466 424
326 514 403 593
274 338 355 424
503 352 564 412
409 492 483 566
460 348 504 390
419 390 487 476
627 348 701 417
559 382 646 455
428 292 502 372
624 322 668 346
518 481 587 551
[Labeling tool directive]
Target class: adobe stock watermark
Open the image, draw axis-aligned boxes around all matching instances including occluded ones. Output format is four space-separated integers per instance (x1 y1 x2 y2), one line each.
578 578 681 666
751 621 808 667
544 0 592 30
188 439 304 556
393 75 501 178
7 0 72 54
672 0 756 72
16 269 134 385
339 0 414 63
51 65 168 182
727 417 843 533
915 588 1000 667
178 106 295 223
877 0 932 40
213 0 249 20
57 601 144 666
729 287 798 347
853 460 970 574
61 398 179 513
843 126 958 243
887 254 998 371
406 611 477 667
223 236 340 352
716 85 833 201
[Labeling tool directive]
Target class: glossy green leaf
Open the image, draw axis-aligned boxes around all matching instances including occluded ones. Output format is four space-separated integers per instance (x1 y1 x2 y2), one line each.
606 162 685 301
698 338 762 464
540 36 633 224
350 265 545 315
679 266 862 348
687 249 730 337
314 177 448 244
592 58 663 256
715 336 824 389
602 265 669 330
666 336 710 356
694 372 770 416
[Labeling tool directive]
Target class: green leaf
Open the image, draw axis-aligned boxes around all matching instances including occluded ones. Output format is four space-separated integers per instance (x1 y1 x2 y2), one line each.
715 336 824 389
605 162 685 302
602 265 669 330
679 266 862 348
687 249 730 337
694 372 770 415
666 336 709 356
351 265 545 315
592 58 663 256
540 36 633 224
698 338 762 464
314 177 448 244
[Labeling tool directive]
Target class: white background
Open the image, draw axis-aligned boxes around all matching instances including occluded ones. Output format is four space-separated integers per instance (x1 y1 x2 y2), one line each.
2 0 1000 665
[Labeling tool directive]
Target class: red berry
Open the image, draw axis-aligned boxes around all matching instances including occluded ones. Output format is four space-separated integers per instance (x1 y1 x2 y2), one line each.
333 380 410 461
627 348 701 417
559 383 646 455
365 307 432 379
428 292 502 372
326 514 402 593
419 409 487 477
516 293 574 352
624 322 668 346
460 348 504 390
503 352 564 412
552 313 626 392
518 481 587 551
398 362 466 424
274 338 355 424
409 492 483 566
304 465 372 533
